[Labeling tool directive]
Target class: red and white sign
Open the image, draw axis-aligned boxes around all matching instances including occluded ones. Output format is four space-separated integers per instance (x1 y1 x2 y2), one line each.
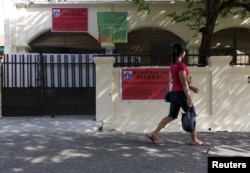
120 68 170 100
52 8 88 32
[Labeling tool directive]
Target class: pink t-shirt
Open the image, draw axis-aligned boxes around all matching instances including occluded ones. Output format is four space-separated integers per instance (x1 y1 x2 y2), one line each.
170 62 189 91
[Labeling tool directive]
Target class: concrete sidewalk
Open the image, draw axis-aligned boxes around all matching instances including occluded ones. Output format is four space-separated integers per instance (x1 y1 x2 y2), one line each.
0 116 249 173
0 116 102 135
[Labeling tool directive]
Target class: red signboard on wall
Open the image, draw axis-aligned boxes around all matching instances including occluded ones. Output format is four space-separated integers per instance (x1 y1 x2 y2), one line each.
52 8 88 32
121 68 170 100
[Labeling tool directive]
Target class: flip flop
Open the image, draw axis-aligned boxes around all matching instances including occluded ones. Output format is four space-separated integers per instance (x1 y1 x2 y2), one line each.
146 134 159 144
189 141 207 146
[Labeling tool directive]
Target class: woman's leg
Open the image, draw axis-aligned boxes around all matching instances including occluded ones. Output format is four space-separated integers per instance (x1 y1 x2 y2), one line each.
149 92 180 137
150 96 180 138
146 116 175 144
190 128 206 145
146 92 180 144
151 116 175 137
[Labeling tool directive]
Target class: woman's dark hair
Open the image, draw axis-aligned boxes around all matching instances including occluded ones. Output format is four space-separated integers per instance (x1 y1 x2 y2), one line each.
172 42 186 63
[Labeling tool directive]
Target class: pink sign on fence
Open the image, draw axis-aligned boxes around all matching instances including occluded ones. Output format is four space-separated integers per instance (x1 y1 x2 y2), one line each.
121 68 170 100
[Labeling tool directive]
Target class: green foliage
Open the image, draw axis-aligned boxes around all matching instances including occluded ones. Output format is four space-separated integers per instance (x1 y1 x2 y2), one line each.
126 0 150 13
128 0 250 32
168 7 205 30
167 0 249 32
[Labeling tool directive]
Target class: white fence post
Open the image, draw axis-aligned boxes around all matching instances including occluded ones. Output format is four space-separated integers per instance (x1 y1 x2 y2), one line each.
93 56 115 123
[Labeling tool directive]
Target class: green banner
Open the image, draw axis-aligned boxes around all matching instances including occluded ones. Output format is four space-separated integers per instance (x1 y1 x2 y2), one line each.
97 12 128 43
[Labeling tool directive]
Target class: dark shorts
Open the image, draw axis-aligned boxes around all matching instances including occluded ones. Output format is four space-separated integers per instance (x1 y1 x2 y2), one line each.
168 91 189 119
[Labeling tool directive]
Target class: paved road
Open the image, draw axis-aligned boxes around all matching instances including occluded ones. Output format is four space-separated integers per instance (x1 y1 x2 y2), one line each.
0 116 249 173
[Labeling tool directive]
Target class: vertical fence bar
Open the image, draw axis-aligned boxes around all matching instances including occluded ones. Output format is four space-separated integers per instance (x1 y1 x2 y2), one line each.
64 54 68 88
13 55 16 87
79 54 83 87
21 54 25 87
57 54 62 88
50 55 55 87
27 54 31 87
86 55 90 87
40 54 44 116
72 54 75 88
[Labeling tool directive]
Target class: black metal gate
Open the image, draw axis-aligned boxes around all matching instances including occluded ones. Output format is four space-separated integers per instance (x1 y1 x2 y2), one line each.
1 53 96 117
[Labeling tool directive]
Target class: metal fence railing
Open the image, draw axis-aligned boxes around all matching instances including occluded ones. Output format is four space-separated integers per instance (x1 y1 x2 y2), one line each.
42 54 95 88
1 53 41 88
1 53 97 116
111 53 250 67
1 53 96 88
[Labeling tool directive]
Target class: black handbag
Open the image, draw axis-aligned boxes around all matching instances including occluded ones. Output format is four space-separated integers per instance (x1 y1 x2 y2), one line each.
164 91 171 102
181 106 196 132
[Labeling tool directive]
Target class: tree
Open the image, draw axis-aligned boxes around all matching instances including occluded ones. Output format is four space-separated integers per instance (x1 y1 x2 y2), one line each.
129 0 250 65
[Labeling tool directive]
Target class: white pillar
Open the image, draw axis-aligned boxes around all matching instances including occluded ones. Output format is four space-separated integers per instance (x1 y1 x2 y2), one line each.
93 56 115 122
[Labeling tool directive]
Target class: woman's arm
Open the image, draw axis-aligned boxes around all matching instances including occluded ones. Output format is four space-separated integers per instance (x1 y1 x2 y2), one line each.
179 71 193 106
168 74 172 91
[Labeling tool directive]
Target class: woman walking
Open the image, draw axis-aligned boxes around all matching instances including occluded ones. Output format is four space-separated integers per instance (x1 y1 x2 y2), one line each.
146 42 207 146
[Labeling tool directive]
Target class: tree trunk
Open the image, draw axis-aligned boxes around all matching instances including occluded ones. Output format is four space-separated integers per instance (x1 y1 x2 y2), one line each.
198 0 219 66
198 30 213 65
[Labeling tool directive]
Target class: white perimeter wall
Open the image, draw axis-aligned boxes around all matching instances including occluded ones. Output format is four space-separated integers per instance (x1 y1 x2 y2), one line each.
94 56 250 133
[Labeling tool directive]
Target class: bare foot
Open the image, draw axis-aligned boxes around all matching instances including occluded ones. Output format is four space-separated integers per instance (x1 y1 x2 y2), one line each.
189 140 207 146
145 133 159 144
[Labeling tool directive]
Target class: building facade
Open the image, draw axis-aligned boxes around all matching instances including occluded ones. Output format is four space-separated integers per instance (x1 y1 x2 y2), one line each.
2 0 250 59
1 0 250 126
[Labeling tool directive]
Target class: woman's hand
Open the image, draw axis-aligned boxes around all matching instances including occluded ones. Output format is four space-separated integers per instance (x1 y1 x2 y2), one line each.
190 86 199 94
187 97 193 107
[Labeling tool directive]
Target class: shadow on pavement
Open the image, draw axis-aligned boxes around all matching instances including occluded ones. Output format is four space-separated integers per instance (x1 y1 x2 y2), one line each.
0 130 249 173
